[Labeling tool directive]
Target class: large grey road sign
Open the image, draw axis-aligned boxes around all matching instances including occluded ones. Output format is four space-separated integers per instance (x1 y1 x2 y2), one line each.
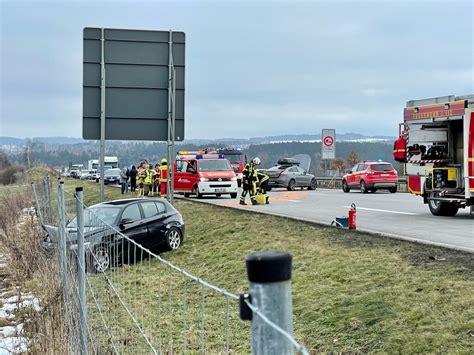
83 27 185 141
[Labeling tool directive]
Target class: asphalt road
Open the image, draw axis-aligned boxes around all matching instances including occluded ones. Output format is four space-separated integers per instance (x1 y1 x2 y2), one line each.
188 188 474 253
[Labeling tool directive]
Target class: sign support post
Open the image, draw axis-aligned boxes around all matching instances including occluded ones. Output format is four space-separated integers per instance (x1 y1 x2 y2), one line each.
99 28 106 203
167 30 176 204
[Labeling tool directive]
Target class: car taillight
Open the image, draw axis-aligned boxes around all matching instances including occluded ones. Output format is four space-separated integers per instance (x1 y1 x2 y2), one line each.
280 172 287 176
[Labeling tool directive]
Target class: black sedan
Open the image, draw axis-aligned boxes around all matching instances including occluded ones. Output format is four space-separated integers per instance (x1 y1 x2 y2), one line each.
42 198 185 272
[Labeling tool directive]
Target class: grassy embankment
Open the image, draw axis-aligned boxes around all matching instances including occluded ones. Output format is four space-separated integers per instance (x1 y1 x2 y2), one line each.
1 178 473 353
67 180 474 353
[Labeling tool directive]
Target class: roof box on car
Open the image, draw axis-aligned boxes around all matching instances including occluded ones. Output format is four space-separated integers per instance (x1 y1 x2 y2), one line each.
277 158 300 166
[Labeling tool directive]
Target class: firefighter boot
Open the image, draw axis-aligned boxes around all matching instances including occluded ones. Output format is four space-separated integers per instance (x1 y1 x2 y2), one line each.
239 200 246 205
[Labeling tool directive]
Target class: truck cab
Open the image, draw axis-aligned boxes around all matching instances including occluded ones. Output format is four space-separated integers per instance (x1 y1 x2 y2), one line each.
174 153 238 199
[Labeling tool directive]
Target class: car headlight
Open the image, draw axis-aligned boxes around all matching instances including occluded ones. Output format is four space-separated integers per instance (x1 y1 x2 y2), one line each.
230 177 237 181
200 178 209 182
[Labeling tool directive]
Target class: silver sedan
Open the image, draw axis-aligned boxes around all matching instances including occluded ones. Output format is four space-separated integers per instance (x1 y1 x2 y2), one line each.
264 165 317 191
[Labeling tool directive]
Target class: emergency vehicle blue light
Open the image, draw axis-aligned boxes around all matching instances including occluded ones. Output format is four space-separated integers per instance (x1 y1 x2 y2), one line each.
196 154 203 159
218 154 225 159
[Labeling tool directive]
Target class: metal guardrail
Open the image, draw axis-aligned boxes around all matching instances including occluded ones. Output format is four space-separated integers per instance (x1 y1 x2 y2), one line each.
314 176 408 192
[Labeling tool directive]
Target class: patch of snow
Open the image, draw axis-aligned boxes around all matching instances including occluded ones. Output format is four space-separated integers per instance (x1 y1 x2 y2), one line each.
0 335 29 354
0 255 38 354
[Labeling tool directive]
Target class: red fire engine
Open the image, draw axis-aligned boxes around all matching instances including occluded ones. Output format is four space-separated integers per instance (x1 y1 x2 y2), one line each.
216 148 246 187
395 94 474 216
174 152 239 198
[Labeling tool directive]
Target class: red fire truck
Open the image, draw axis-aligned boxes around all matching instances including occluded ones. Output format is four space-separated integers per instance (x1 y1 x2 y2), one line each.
395 94 474 216
174 152 239 199
216 148 246 187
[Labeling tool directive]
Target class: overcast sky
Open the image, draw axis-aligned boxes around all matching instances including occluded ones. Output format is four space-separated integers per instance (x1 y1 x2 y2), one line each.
1 0 473 139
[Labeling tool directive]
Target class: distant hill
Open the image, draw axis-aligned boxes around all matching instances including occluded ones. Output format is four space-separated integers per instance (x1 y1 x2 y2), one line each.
0 136 85 146
1 133 396 147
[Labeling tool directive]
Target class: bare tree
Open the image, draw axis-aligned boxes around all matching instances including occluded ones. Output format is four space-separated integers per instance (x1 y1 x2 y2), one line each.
346 151 359 168
332 158 347 176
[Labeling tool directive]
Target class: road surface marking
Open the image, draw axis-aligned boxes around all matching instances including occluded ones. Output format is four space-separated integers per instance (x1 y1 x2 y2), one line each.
288 200 301 202
343 206 418 216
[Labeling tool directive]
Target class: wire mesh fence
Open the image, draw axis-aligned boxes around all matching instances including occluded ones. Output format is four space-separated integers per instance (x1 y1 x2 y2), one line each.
30 179 308 354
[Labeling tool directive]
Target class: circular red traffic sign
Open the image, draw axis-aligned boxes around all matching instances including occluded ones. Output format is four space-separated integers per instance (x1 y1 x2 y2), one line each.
323 136 334 147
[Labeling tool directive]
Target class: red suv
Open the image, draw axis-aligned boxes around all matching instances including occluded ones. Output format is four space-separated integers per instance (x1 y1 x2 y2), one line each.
342 162 398 193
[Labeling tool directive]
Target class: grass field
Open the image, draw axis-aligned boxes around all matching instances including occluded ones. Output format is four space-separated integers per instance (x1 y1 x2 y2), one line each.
17 179 474 352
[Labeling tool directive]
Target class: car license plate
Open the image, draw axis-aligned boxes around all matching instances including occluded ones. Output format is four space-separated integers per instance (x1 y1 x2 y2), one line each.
381 174 389 177
215 188 226 193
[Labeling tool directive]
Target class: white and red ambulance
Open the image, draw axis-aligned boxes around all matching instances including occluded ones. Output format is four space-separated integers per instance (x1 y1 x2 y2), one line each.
174 152 239 199
395 94 474 216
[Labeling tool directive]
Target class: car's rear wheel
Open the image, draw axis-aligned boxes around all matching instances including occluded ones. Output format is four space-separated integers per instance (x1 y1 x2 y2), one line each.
342 180 350 193
287 179 296 191
370 188 377 193
360 180 368 193
230 193 237 199
428 194 459 216
166 227 182 250
389 186 397 193
308 178 317 190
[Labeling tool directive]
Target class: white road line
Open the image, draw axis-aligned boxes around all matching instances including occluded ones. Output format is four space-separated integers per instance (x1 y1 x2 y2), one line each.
343 206 418 215
288 200 301 202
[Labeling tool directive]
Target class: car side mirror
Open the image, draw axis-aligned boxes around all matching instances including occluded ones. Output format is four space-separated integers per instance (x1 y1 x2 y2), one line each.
119 218 134 229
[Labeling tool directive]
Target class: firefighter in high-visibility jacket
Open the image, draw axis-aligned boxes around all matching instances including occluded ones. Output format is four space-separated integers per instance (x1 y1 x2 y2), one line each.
160 158 168 197
240 157 260 205
142 163 155 196
137 161 147 196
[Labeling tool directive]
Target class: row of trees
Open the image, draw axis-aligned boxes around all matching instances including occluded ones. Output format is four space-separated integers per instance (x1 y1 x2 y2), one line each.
3 140 397 177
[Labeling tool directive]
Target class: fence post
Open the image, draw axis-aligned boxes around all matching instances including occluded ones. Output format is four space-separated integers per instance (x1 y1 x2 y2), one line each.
75 187 88 354
31 182 44 225
45 175 53 224
57 180 67 287
245 251 294 354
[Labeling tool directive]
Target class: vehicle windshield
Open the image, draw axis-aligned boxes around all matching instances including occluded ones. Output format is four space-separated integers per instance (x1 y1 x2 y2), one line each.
371 164 394 171
198 159 232 171
105 169 120 176
68 206 121 228
222 154 243 164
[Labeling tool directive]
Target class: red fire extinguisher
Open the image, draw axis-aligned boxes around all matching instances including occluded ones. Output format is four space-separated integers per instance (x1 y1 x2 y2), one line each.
348 203 357 229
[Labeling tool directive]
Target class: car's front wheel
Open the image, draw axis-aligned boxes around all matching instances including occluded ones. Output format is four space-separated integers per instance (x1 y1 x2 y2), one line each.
308 178 317 190
166 227 182 250
194 187 203 199
389 186 397 193
342 180 350 193
88 246 111 273
360 180 368 193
